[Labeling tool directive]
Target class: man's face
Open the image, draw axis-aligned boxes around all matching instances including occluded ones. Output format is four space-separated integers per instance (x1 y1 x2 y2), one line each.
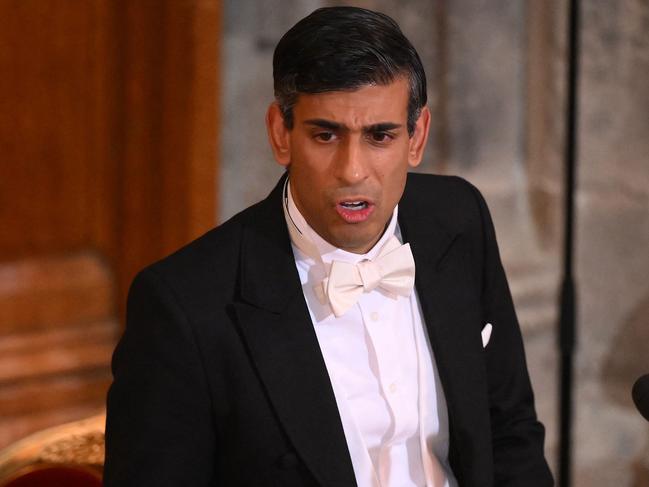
267 77 430 254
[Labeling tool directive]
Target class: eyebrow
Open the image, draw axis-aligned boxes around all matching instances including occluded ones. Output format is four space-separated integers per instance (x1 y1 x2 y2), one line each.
303 119 403 132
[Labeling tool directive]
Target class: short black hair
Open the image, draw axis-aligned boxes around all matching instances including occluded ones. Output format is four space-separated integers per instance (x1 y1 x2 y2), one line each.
273 6 427 136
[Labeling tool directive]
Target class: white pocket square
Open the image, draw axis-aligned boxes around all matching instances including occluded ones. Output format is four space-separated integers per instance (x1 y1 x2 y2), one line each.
481 323 493 348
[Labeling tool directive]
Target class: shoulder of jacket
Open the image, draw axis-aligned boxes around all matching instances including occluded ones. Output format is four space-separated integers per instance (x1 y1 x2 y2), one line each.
403 172 483 221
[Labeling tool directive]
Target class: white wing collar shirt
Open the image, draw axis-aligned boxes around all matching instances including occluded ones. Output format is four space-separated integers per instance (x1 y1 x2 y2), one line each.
283 181 458 487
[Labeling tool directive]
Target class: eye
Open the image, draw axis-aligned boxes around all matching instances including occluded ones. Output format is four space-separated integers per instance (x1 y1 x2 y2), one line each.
314 131 335 142
369 131 393 143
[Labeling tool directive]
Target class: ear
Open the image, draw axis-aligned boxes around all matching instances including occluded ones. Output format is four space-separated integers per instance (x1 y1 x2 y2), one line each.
407 106 431 168
266 102 291 167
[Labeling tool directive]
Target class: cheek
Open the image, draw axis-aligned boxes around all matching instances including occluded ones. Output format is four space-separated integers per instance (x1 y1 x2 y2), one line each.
291 172 331 219
291 156 333 192
380 160 409 197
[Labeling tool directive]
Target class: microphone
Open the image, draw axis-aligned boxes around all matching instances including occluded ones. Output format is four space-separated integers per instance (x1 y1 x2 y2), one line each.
632 374 649 421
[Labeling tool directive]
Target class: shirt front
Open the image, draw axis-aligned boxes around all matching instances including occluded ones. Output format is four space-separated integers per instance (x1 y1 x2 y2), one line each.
284 182 457 487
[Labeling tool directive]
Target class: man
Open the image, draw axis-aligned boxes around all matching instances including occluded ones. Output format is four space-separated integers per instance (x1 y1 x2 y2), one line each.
104 6 553 487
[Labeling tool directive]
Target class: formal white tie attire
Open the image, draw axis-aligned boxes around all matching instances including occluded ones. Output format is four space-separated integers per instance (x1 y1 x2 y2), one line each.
322 235 415 317
283 181 457 487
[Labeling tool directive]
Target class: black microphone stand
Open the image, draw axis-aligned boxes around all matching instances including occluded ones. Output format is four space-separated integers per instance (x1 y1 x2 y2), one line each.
558 0 581 486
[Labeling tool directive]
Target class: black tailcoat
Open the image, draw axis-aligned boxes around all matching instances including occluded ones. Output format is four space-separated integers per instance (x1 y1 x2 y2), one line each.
104 173 553 486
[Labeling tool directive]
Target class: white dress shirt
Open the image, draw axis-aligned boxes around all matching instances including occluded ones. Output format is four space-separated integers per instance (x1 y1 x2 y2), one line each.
284 182 457 487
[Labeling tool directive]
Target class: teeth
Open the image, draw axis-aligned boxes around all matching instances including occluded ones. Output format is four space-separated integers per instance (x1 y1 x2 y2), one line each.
341 201 367 210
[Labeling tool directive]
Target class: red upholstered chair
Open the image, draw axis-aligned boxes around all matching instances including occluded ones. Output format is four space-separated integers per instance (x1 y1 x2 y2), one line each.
0 414 104 487
1 466 101 487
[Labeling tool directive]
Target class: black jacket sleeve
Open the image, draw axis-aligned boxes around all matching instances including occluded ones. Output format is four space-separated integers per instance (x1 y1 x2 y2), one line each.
104 268 217 486
469 183 554 486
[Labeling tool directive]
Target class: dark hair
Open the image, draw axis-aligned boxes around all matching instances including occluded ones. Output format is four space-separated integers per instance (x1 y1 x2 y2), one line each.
273 6 427 136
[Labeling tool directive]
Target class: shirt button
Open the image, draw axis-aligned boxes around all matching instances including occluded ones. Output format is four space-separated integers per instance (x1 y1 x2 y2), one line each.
370 312 380 322
388 383 397 394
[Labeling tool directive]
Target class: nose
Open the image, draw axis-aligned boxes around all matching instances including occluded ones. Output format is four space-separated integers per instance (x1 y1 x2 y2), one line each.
334 136 368 185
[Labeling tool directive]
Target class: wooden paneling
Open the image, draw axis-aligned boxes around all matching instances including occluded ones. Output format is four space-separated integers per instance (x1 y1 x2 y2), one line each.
0 254 113 334
0 1 96 259
0 0 220 308
117 0 220 308
89 0 122 267
0 0 221 449
0 253 115 448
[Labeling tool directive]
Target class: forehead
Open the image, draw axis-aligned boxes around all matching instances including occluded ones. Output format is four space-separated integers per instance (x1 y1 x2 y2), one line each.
292 78 410 128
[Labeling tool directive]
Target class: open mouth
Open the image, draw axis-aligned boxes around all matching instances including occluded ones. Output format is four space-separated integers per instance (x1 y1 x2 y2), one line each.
336 200 375 223
339 201 369 211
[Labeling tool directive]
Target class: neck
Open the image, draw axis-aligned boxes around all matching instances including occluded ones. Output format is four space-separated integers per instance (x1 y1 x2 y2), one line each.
284 179 399 262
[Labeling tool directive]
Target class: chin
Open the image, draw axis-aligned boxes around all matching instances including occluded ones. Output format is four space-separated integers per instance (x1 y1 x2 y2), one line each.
335 232 379 253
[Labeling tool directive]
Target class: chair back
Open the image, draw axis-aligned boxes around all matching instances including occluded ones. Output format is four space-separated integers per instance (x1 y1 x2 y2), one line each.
0 414 105 487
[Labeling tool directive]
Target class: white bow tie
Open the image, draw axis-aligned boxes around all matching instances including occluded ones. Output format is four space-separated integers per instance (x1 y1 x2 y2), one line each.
321 236 416 317
282 181 415 317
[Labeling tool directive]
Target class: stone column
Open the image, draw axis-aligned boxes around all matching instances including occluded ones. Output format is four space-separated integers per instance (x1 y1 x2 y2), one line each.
220 0 322 221
573 1 649 484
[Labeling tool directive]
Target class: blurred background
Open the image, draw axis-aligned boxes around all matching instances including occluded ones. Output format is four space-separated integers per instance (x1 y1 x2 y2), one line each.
1 0 648 485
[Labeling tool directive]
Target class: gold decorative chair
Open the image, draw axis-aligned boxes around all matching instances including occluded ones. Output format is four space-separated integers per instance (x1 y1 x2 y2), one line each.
0 414 104 487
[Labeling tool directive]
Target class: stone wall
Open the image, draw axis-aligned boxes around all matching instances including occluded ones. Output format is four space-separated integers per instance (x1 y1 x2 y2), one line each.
572 1 649 484
219 1 649 484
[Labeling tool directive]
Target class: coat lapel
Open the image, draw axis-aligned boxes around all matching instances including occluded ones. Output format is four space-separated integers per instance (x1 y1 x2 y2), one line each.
232 177 357 487
398 175 492 485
